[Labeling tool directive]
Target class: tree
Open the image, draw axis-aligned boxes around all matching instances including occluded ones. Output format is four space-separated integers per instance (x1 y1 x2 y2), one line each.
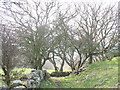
0 24 19 87
0 1 117 73
74 3 117 64
0 0 57 70
51 6 78 72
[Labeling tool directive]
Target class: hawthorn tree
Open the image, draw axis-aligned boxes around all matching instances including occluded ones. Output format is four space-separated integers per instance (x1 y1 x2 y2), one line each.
74 3 117 64
0 24 19 87
0 0 57 70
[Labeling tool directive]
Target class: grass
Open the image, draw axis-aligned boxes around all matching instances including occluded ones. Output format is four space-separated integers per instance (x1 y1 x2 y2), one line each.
40 57 119 88
0 68 70 86
0 57 119 88
40 79 57 88
0 68 33 86
60 57 119 88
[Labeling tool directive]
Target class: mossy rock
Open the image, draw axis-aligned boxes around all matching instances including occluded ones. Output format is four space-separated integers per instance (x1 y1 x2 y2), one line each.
50 72 72 77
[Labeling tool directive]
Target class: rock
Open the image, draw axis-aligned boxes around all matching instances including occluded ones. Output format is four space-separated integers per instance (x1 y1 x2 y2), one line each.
20 75 28 81
27 79 37 88
10 80 27 89
50 72 72 77
0 85 8 90
44 70 51 80
12 80 22 84
26 70 44 88
9 70 50 89
13 86 26 88
26 70 50 88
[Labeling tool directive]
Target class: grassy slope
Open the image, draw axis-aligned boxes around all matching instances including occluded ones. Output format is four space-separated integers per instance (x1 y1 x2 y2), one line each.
0 57 119 88
60 57 119 88
41 57 119 88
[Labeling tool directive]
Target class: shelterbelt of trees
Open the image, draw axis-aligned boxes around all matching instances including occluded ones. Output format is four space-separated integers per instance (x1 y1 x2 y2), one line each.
0 0 119 88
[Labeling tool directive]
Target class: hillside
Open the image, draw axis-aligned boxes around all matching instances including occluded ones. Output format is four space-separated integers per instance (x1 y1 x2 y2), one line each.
41 57 119 88
0 57 119 88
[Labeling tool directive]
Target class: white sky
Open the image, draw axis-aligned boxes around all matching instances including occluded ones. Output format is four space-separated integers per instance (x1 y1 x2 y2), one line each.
57 0 119 2
0 0 119 24
1 0 119 3
0 0 119 6
55 0 120 7
35 0 120 3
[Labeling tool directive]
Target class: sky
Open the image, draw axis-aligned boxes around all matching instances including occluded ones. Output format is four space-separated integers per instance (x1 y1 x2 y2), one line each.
1 0 119 3
55 0 120 7
57 0 119 2
0 0 119 24
0 0 119 7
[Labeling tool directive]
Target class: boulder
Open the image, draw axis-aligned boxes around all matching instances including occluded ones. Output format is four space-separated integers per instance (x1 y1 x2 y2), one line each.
50 72 72 77
9 70 50 89
26 70 45 88
10 80 27 89
26 70 50 88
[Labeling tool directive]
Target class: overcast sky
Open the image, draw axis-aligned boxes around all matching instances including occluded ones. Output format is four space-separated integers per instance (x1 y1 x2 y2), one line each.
30 0 120 3
1 0 119 3
0 0 119 6
56 0 119 2
0 0 119 24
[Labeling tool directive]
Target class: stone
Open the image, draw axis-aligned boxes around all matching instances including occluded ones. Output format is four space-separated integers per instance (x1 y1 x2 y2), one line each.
50 72 72 77
26 70 47 88
20 75 28 81
0 85 8 90
10 80 27 89
44 70 51 80
9 70 50 89
12 80 22 84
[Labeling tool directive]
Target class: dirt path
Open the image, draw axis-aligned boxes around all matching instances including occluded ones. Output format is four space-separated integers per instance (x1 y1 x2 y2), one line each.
52 78 63 88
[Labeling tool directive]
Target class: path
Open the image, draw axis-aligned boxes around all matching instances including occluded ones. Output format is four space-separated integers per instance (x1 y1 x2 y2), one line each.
52 77 64 88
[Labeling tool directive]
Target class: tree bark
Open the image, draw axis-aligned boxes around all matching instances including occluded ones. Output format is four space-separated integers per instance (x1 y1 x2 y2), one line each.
59 59 64 72
89 53 93 64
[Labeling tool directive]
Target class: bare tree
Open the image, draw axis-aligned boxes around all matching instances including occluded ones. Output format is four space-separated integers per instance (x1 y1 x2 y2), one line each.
74 3 117 64
51 6 78 72
0 24 19 87
0 0 57 70
0 1 117 73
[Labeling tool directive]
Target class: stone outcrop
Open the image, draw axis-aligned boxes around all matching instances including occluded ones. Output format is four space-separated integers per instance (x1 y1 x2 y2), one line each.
9 70 50 89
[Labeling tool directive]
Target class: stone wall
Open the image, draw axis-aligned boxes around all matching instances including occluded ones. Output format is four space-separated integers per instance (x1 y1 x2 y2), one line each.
10 70 50 89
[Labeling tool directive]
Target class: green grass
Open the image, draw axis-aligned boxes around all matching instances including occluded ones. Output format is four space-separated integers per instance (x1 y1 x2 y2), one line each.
0 68 70 86
0 57 119 88
0 68 33 86
60 57 119 88
40 79 57 88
